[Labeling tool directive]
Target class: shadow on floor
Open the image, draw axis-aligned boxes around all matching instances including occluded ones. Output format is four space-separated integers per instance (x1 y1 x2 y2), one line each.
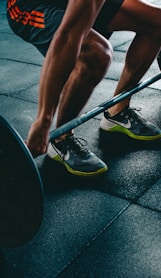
0 251 14 278
38 156 107 195
99 129 161 158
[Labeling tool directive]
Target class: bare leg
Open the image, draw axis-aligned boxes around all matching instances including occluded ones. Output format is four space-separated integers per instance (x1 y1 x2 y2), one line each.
106 0 161 115
109 33 161 115
56 30 112 141
26 30 112 155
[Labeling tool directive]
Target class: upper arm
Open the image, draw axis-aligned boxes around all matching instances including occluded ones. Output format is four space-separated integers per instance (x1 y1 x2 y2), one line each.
58 0 106 40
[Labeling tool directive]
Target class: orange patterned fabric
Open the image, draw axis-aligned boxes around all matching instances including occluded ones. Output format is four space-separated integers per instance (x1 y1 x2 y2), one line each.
7 0 45 29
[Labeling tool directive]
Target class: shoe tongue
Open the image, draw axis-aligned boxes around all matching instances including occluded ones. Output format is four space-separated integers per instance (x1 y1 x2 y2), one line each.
54 139 65 150
55 135 74 148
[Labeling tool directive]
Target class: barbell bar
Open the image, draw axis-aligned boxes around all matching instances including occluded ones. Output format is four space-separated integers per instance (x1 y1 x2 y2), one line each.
0 72 161 248
49 72 161 141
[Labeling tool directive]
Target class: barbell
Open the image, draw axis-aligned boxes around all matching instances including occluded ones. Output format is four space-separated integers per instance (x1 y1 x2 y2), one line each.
0 72 161 248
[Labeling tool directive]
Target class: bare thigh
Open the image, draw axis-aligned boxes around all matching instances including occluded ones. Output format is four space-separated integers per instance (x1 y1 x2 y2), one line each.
107 0 161 37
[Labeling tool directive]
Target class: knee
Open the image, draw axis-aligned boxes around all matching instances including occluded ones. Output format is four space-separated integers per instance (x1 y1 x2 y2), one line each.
79 38 113 85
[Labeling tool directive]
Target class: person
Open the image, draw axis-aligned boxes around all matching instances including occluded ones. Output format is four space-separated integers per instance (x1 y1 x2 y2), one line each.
6 0 161 177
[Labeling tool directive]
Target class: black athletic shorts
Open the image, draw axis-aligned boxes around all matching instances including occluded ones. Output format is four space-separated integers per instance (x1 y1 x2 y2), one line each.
7 0 124 56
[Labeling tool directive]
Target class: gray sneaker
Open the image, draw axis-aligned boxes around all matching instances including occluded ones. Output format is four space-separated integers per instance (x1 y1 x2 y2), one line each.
47 135 108 176
100 107 161 140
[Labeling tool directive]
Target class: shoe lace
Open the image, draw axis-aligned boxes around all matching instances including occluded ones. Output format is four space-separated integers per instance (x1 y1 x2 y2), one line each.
68 136 90 155
127 107 146 124
59 136 90 159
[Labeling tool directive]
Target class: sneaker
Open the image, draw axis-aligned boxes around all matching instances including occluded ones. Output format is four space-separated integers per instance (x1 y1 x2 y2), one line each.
100 107 161 140
47 135 108 176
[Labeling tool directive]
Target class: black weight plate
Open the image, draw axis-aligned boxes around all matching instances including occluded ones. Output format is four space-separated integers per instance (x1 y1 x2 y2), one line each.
0 116 44 248
157 51 161 70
